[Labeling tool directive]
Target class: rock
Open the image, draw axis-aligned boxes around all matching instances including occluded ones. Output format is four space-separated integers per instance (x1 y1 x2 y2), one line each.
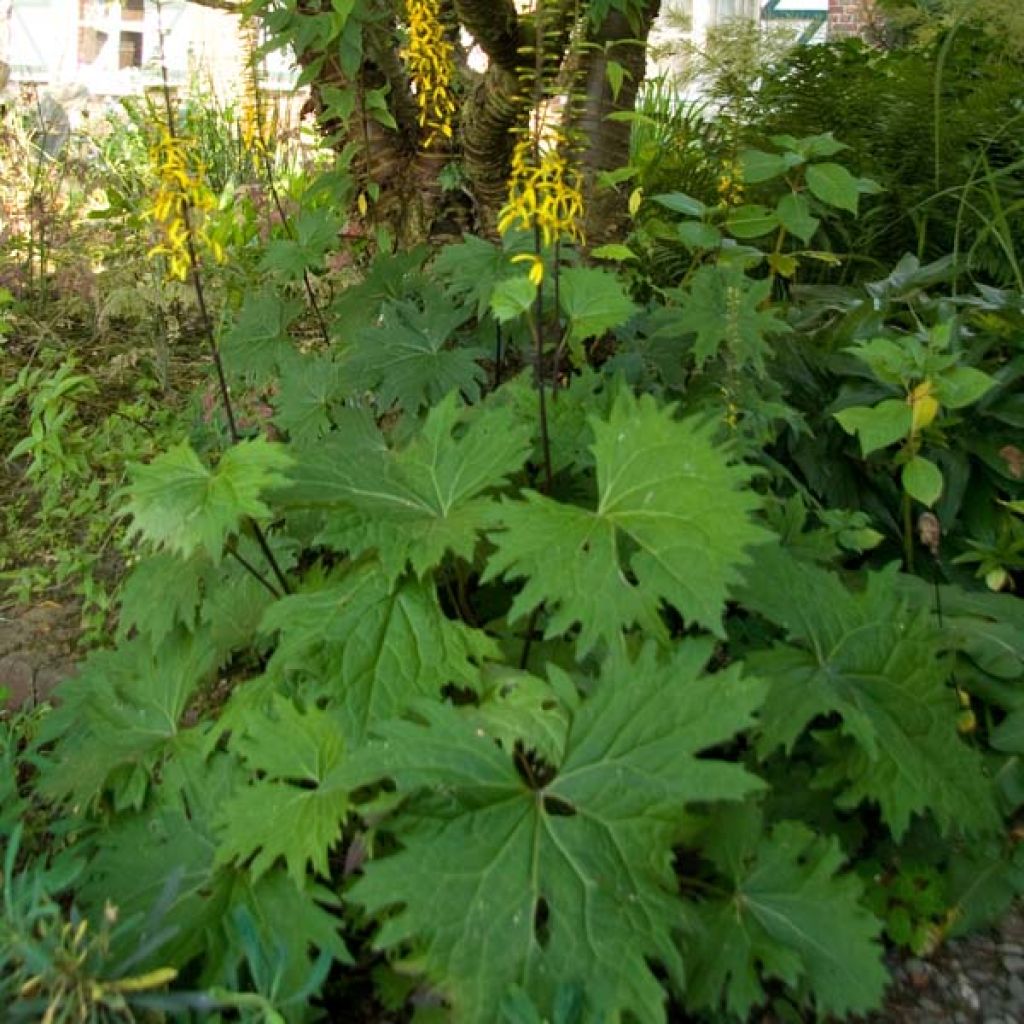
32 663 71 701
1008 972 1024 1002
0 654 35 708
954 974 981 1012
1003 954 1024 973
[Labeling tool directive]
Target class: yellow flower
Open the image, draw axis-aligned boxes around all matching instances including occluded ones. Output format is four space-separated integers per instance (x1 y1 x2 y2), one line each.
511 252 545 287
403 0 457 149
498 134 585 246
239 19 267 158
717 158 745 207
144 117 224 281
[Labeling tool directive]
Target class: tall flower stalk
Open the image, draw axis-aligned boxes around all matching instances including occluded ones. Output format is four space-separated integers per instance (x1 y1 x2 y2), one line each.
147 1 290 597
238 16 330 345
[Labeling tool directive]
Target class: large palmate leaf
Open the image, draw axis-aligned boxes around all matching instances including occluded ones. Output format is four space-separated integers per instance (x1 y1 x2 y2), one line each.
261 561 496 743
124 439 292 562
221 292 302 384
347 641 766 1023
281 393 532 579
486 389 768 655
38 630 216 810
116 552 211 646
740 548 999 838
345 288 485 413
83 743 349 1012
556 266 638 360
656 264 789 371
272 353 351 446
434 234 517 318
215 696 349 883
687 806 886 1019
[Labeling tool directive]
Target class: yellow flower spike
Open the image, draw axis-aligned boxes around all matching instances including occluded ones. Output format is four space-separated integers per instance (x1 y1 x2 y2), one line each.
403 0 456 150
144 109 220 282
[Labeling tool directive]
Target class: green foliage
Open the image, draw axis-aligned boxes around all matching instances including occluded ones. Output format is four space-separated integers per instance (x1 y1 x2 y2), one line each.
123 439 292 562
741 548 998 839
7 16 1024 1019
686 806 887 1019
486 389 767 654
347 641 765 1023
281 394 531 580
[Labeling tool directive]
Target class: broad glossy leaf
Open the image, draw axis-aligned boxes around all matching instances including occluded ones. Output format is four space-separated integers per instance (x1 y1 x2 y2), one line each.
739 148 797 184
347 641 766 1023
726 204 778 240
486 389 768 655
935 366 996 409
651 191 706 217
806 162 860 214
776 193 820 244
834 399 911 456
281 394 531 579
902 456 943 507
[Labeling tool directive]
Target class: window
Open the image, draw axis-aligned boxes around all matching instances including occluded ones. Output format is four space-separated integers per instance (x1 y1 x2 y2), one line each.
119 30 143 68
78 27 108 65
76 1 151 74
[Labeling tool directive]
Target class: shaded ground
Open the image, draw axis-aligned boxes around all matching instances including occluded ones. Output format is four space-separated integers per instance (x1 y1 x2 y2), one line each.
865 908 1024 1024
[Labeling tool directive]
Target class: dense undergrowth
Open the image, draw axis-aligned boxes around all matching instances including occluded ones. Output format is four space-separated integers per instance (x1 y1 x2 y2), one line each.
2 3 1024 1022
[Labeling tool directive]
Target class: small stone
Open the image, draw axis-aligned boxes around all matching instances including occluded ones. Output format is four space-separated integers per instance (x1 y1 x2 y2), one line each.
1004 954 1024 973
1000 942 1024 956
955 975 982 1012
1008 973 1024 1001
0 654 36 708
33 662 72 702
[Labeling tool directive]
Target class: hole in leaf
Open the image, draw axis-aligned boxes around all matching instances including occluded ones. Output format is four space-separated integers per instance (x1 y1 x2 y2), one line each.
533 896 552 949
542 794 577 818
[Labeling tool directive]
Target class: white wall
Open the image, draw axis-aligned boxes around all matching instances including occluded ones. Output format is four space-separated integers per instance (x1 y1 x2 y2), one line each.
6 0 296 97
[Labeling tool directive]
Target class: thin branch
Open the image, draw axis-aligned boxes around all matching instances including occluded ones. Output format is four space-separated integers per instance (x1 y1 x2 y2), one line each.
227 545 281 599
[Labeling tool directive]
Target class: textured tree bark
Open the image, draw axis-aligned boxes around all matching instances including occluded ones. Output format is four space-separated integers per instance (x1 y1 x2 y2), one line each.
240 1 661 244
572 0 663 245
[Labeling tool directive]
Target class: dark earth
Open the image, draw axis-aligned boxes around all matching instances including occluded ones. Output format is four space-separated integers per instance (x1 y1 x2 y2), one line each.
1 601 1022 1023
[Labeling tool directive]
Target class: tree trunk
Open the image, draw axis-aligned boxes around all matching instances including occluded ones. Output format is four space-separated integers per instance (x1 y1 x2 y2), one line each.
251 1 661 245
573 0 662 245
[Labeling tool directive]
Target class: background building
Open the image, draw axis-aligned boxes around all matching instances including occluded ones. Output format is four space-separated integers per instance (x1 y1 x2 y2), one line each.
3 0 293 95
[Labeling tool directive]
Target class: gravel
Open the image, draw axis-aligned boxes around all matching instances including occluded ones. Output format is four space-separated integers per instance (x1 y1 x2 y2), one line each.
869 906 1024 1023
